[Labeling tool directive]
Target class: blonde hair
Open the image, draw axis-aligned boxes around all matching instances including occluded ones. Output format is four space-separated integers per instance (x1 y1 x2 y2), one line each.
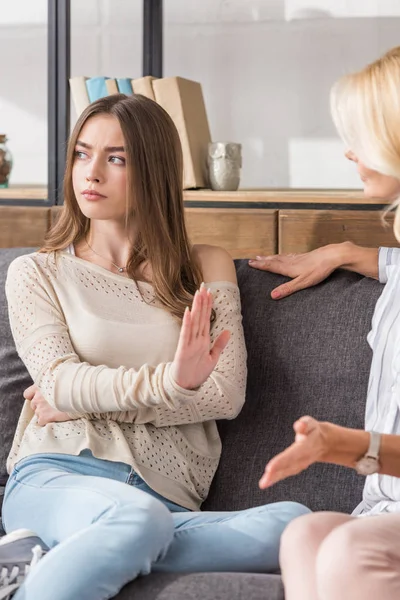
330 46 400 239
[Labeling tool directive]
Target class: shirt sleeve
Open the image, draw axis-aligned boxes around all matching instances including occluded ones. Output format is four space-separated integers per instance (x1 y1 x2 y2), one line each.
378 247 400 284
99 282 248 426
6 255 197 416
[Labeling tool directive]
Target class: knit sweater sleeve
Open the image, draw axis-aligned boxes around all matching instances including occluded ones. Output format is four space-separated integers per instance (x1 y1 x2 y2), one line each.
6 255 197 416
100 282 248 426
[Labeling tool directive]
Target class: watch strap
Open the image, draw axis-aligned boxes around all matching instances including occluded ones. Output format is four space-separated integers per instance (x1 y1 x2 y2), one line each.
367 431 381 459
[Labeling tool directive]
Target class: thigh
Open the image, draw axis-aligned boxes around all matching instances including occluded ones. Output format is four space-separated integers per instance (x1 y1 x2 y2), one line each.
154 501 310 573
2 460 156 547
337 511 400 558
316 513 400 600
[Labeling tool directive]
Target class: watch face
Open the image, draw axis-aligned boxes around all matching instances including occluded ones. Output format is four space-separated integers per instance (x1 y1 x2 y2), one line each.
357 457 379 476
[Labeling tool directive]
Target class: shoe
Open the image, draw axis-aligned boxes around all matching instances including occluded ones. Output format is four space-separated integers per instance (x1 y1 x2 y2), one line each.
0 529 47 599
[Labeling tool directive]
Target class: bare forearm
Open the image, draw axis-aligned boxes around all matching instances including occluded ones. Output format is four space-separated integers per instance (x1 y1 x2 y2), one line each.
335 241 379 280
323 422 400 477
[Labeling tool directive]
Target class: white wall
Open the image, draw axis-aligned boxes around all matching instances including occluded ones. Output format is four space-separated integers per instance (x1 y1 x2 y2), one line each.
2 0 400 188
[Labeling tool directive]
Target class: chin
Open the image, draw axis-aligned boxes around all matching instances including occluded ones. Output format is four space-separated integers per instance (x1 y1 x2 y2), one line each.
79 207 118 220
77 202 118 221
362 183 383 200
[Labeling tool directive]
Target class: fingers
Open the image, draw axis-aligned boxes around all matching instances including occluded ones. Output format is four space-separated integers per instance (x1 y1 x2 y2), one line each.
248 255 290 275
201 287 213 337
190 289 201 341
178 284 211 352
210 330 231 363
23 384 37 400
270 276 308 300
198 283 209 338
259 446 304 489
190 284 212 342
178 306 191 349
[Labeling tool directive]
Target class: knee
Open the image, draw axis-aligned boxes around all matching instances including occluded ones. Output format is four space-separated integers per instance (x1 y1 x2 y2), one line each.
316 522 374 596
280 511 322 569
110 492 174 558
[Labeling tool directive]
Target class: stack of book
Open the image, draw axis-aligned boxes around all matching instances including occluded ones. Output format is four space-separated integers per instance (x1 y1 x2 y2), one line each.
69 75 211 190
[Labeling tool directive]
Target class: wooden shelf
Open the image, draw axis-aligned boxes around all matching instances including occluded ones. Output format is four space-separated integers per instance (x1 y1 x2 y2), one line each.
0 185 47 201
183 189 388 205
0 186 389 206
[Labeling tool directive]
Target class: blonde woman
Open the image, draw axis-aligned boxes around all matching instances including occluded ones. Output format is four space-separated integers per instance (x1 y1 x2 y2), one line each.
252 46 400 600
0 94 309 600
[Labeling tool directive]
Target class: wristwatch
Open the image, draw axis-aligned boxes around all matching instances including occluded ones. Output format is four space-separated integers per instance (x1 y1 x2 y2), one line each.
355 431 381 476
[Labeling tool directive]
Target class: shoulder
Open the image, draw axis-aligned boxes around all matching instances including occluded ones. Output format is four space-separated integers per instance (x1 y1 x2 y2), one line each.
6 252 58 286
7 252 39 276
192 244 237 285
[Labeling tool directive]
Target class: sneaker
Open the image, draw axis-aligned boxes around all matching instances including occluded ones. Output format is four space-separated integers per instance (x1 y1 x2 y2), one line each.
0 529 47 599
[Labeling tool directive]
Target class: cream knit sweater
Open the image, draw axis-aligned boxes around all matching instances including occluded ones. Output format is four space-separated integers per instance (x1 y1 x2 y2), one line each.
5 251 247 510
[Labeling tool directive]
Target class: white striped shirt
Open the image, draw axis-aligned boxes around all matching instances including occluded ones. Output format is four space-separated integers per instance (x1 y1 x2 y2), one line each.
354 246 400 516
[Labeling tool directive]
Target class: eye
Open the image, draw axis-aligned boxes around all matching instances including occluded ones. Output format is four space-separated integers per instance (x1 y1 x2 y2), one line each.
74 150 87 160
109 156 126 165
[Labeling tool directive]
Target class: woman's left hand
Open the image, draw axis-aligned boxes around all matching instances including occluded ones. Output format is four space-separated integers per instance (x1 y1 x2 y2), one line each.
24 384 71 427
171 284 231 390
259 416 330 489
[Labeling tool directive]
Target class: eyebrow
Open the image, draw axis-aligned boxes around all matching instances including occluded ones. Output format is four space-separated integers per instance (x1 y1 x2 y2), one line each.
76 140 125 152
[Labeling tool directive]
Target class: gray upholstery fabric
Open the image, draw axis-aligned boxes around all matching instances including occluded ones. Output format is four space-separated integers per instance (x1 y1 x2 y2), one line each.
0 248 34 487
0 249 386 599
204 261 383 514
117 573 283 600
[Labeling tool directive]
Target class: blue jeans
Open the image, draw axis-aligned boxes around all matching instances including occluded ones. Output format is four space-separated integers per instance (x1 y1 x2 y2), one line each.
2 450 310 600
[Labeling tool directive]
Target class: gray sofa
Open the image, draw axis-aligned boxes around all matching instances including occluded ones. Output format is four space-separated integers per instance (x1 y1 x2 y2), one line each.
0 247 382 600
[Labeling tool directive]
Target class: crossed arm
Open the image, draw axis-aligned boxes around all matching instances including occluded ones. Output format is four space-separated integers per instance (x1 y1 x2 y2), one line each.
7 252 247 429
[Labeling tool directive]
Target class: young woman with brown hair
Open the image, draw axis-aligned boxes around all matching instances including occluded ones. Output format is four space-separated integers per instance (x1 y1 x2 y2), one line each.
1 94 308 600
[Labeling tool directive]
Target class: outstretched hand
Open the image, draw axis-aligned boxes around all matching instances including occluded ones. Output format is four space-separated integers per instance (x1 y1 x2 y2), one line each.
248 245 342 299
171 283 231 390
259 416 329 489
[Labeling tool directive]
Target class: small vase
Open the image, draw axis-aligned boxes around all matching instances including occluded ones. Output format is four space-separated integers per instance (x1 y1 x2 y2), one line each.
0 135 13 188
208 142 242 191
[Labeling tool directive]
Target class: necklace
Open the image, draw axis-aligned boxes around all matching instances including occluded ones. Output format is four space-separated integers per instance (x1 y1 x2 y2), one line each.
85 237 127 273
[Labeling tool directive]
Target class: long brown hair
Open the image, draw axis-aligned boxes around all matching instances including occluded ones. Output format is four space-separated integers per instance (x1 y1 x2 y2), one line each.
42 93 203 320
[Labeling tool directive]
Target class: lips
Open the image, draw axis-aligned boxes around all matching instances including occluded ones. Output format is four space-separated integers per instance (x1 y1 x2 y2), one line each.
81 189 106 200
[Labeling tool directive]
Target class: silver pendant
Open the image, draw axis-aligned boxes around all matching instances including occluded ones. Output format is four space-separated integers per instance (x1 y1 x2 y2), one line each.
118 267 124 273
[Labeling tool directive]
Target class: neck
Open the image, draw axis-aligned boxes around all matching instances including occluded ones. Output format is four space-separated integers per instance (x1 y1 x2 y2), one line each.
85 219 135 268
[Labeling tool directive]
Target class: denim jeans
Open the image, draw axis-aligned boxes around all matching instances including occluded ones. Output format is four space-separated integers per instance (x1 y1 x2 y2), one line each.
2 450 310 600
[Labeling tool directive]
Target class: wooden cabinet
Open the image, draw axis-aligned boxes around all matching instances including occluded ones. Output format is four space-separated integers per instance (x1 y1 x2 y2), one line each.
279 210 399 254
2 189 399 257
185 208 277 258
0 206 50 248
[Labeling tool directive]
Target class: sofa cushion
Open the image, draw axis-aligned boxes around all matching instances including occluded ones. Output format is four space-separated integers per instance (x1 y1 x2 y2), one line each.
116 572 283 600
0 248 34 488
203 260 384 515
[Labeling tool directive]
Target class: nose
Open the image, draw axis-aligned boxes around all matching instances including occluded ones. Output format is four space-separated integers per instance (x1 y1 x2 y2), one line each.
345 150 358 163
85 155 103 184
86 174 100 183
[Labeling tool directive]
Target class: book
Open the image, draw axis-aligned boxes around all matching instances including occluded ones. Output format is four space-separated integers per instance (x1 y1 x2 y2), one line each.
105 79 119 95
69 76 90 116
153 77 211 189
116 78 133 95
86 77 110 102
131 76 157 100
